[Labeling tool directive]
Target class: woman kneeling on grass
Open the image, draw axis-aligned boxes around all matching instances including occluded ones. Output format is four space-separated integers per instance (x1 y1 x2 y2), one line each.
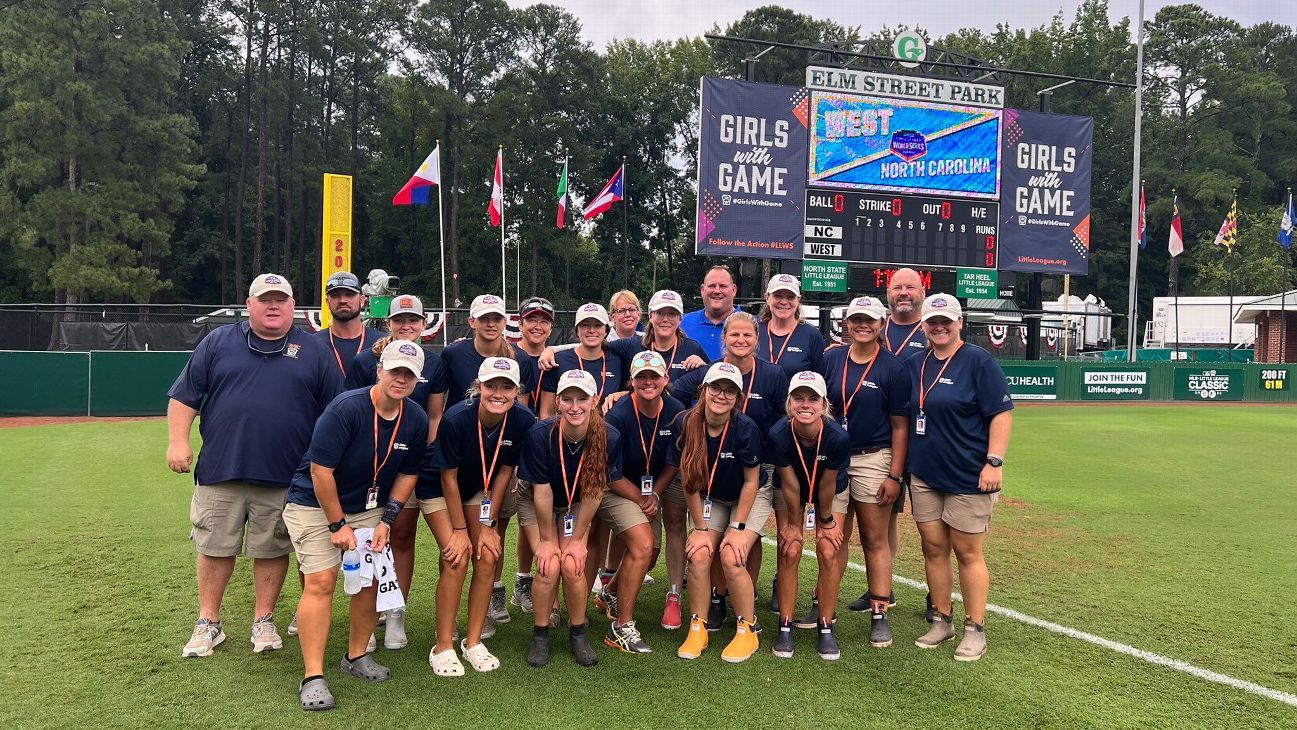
767 371 850 660
908 294 1013 662
421 357 536 676
284 340 429 711
518 370 624 667
659 362 768 663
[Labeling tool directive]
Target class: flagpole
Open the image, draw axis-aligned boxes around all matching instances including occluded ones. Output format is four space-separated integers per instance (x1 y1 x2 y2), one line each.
499 145 507 304
436 140 448 347
1124 0 1146 362
622 157 629 290
1171 188 1181 357
1227 189 1237 358
1281 187 1292 363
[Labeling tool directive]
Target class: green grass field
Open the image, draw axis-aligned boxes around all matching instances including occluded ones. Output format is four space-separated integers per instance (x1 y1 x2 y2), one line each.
2 406 1295 728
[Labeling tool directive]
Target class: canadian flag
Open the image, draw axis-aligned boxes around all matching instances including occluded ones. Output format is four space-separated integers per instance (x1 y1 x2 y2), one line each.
489 148 503 228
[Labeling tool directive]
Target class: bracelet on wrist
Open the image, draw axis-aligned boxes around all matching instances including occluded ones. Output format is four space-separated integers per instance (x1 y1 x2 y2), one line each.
380 500 405 526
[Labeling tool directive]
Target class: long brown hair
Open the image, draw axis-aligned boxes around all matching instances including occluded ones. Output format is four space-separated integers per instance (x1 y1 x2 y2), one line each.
677 397 735 495
550 402 609 503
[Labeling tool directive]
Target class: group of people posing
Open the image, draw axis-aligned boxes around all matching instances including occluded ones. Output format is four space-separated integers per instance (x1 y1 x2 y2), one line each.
166 265 1013 711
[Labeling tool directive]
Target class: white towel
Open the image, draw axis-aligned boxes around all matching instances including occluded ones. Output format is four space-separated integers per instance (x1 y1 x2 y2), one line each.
350 527 405 612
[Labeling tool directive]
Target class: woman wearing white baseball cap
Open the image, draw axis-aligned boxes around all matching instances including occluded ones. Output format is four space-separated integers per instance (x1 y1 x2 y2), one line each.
342 293 447 650
539 303 623 418
607 290 709 389
659 362 768 663
518 369 624 667
822 295 911 648
418 356 537 675
442 294 541 409
758 274 826 378
908 293 1013 662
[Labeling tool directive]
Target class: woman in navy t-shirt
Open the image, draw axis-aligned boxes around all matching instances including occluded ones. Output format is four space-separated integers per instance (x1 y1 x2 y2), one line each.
907 294 1013 663
540 303 623 418
757 274 826 378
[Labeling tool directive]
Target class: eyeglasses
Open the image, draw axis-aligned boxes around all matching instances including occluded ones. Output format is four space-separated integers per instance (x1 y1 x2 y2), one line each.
705 384 739 399
611 308 641 316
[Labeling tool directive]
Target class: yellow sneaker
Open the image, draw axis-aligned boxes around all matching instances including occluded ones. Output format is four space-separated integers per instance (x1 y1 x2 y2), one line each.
677 615 709 659
722 617 759 663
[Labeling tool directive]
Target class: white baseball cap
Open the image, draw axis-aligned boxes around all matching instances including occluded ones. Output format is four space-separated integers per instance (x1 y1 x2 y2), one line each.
249 273 293 298
470 294 507 319
556 369 598 397
477 356 521 386
380 340 425 374
788 370 827 399
388 294 424 318
647 290 684 314
843 296 887 321
921 293 963 322
702 362 744 391
765 273 801 296
574 302 610 327
629 351 668 377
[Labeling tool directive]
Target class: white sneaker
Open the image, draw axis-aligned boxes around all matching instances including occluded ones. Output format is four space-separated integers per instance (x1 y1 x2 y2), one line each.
384 607 408 650
366 633 377 653
286 612 299 637
460 638 501 672
251 615 283 653
182 619 225 658
429 647 464 677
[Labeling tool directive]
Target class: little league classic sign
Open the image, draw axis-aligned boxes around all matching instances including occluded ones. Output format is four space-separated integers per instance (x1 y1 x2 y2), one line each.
1173 367 1244 401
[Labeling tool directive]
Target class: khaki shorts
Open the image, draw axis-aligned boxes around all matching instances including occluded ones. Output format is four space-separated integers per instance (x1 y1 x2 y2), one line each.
190 482 292 559
598 493 650 535
282 503 383 574
694 484 775 536
418 497 447 515
773 486 849 515
848 448 896 504
498 477 521 519
909 475 998 534
661 476 685 505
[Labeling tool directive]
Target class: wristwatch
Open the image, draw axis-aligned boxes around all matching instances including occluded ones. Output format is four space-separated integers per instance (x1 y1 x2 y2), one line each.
327 518 348 533
886 474 903 483
985 455 1004 468
728 521 746 531
483 518 498 528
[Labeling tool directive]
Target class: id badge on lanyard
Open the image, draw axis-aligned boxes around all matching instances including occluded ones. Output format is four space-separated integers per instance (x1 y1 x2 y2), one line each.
365 483 380 511
640 475 654 496
915 411 927 436
804 502 816 529
479 498 493 525
702 499 712 522
562 511 575 537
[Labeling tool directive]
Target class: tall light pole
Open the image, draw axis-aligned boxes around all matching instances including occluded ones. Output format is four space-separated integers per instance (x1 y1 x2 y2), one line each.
1125 0 1146 361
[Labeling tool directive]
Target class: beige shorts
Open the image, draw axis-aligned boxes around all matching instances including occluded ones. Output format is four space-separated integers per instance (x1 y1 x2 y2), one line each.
848 448 896 504
498 477 521 519
418 497 447 515
773 486 849 515
282 503 383 574
661 476 685 505
598 493 650 535
189 482 292 559
694 484 775 536
909 475 998 534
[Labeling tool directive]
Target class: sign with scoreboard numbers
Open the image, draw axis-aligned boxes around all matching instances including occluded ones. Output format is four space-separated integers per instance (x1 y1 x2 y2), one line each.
804 188 998 270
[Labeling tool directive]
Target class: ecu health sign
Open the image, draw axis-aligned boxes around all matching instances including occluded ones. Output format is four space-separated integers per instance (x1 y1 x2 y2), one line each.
696 78 808 259
1003 364 1058 400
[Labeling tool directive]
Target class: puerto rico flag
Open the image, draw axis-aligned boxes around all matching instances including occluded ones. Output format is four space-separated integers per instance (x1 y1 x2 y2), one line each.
393 146 439 205
489 148 504 227
582 165 624 220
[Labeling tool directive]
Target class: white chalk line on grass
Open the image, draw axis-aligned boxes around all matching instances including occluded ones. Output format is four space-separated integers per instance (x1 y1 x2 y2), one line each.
759 537 1297 709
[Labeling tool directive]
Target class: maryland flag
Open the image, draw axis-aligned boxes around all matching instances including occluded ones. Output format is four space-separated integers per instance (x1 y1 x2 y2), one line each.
1213 196 1238 250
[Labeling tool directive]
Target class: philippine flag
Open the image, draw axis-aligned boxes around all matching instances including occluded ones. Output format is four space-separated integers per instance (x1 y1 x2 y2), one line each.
582 165 624 220
393 146 440 206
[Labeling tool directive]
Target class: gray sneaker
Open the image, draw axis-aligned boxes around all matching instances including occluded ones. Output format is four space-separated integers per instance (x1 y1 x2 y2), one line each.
251 615 283 653
511 575 535 613
287 612 299 637
481 616 497 640
914 611 956 649
182 618 225 658
384 607 408 650
596 587 620 622
954 620 987 661
488 586 511 623
340 652 391 682
604 620 652 654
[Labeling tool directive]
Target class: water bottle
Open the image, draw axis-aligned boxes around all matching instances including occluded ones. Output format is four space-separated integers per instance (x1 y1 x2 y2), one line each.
342 548 365 594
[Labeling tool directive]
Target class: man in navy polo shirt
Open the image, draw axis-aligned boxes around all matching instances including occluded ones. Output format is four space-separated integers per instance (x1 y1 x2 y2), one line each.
167 273 341 659
882 268 928 362
680 265 740 361
315 271 384 384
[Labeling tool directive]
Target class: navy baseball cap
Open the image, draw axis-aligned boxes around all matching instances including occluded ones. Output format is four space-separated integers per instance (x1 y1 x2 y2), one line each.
325 271 362 293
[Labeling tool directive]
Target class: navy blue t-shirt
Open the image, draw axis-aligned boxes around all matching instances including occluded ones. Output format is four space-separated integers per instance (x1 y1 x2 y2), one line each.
167 322 341 487
519 418 624 511
441 339 541 409
823 346 911 450
315 326 385 384
286 388 429 513
765 417 850 500
418 399 536 500
882 319 928 362
344 343 448 410
670 358 789 441
515 348 546 406
758 321 826 378
541 348 624 402
608 334 710 389
604 393 686 483
665 411 764 502
907 343 1013 494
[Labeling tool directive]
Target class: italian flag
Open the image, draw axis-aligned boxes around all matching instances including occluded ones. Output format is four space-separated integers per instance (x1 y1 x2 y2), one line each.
556 158 570 229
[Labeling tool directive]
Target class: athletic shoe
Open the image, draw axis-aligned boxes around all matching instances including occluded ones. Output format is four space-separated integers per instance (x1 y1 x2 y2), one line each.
915 611 956 649
527 628 551 668
595 587 619 622
816 621 841 661
642 574 655 586
488 586 510 623
366 633 377 653
182 618 225 658
383 607 408 650
480 616 497 640
954 620 987 662
794 599 820 629
377 611 387 627
770 578 779 615
569 623 599 666
924 593 935 623
460 638 501 672
340 653 391 682
605 620 652 654
749 617 763 635
721 618 759 663
661 591 683 630
511 575 534 613
869 610 893 648
677 615 709 659
705 590 728 632
772 619 795 659
287 612 299 636
849 591 898 612
251 615 283 653
549 608 562 629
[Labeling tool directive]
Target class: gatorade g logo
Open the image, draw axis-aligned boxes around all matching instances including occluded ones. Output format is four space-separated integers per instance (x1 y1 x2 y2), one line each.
398 343 419 356
893 31 926 68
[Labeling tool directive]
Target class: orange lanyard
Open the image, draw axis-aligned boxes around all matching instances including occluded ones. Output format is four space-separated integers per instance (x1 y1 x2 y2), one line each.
330 329 364 376
581 350 608 399
557 426 587 507
840 349 879 416
883 320 920 357
370 388 404 485
630 393 662 471
918 343 965 412
477 407 510 491
793 420 824 497
734 360 757 414
702 420 732 501
766 324 794 364
660 338 680 370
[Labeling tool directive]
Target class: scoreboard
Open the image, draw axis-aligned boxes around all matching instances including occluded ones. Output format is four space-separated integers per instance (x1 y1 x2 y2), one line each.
804 189 998 270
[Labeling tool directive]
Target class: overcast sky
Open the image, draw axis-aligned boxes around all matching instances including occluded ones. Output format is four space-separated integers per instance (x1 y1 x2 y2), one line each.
505 0 1274 49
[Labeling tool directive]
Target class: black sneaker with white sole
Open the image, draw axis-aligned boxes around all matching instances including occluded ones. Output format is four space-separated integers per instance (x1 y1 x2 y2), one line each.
604 620 652 654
